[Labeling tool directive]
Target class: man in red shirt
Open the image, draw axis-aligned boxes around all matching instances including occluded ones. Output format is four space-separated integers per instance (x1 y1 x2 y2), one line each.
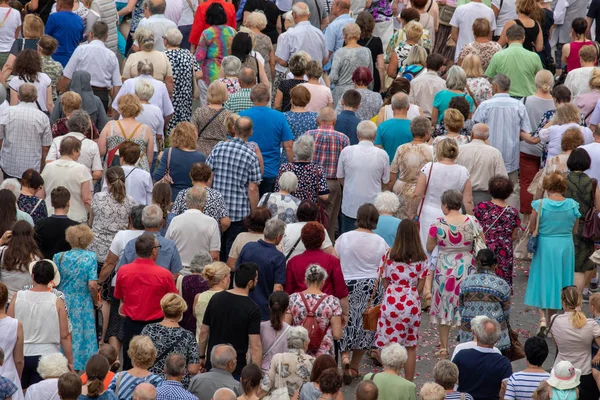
114 233 177 370
189 0 236 53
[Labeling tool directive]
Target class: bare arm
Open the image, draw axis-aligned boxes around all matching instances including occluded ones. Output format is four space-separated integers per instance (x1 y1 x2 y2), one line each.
219 217 231 232
339 296 349 328
331 315 342 339
41 146 50 172
426 233 437 253
283 140 293 162
376 54 385 92
57 298 74 370
198 324 209 371
14 322 24 378
165 76 174 98
98 123 110 156
274 90 283 110
81 180 92 211
249 334 262 366
450 26 458 43
387 52 399 79
248 182 259 210
462 179 474 215
412 172 427 219
99 251 118 283
431 107 439 126
562 43 570 66
88 280 99 308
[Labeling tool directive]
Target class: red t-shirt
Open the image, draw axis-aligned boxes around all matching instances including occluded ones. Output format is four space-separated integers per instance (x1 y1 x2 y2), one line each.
285 249 349 299
114 258 177 321
189 0 237 47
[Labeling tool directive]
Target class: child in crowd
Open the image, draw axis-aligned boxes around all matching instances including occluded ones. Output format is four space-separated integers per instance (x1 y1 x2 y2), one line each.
57 372 82 400
0 348 18 400
420 382 446 400
543 361 580 400
80 344 119 390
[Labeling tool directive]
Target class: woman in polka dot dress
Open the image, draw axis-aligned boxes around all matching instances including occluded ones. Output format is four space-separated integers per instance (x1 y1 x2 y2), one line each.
374 219 428 381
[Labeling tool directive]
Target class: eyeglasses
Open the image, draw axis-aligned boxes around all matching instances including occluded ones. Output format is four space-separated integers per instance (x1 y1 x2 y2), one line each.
153 245 162 249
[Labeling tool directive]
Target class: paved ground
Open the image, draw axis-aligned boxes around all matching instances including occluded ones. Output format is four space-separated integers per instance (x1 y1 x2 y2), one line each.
340 258 563 397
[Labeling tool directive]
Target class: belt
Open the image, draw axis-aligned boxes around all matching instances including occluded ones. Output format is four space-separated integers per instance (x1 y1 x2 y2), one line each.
91 86 110 91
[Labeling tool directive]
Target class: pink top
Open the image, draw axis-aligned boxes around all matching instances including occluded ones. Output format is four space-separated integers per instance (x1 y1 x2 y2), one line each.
566 40 595 72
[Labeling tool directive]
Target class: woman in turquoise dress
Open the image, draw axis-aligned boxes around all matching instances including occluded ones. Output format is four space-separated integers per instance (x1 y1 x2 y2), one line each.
524 172 580 336
55 224 99 371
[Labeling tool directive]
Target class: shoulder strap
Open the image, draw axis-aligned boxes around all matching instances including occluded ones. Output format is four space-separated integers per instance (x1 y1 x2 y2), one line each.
299 292 328 316
264 324 291 356
533 199 542 236
199 108 225 137
523 96 528 105
116 121 142 141
0 8 12 30
461 393 466 400
465 83 479 108
370 372 379 381
165 148 172 172
484 206 509 235
176 275 183 296
184 0 195 14
285 236 303 260
125 167 138 178
426 0 433 11
313 0 322 22
417 163 434 221
114 372 124 395
255 56 261 84
365 250 387 310
28 198 43 215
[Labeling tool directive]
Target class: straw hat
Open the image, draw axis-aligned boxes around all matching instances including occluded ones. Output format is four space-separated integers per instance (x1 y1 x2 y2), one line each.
28 259 61 288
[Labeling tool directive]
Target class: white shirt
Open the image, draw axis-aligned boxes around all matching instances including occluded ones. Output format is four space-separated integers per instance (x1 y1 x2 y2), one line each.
136 14 178 51
132 103 164 152
9 73 52 111
281 221 333 259
109 229 145 286
113 74 174 117
581 142 600 181
166 209 221 267
41 159 93 222
62 40 122 88
450 2 496 62
456 139 508 191
564 66 594 98
491 0 516 36
165 0 184 24
24 378 60 400
102 165 153 206
334 230 389 280
0 7 21 52
178 0 197 26
451 341 501 361
409 71 447 119
337 141 390 218
540 123 594 159
46 132 102 176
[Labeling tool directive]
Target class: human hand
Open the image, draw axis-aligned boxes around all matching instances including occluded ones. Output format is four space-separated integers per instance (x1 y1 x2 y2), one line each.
0 230 11 245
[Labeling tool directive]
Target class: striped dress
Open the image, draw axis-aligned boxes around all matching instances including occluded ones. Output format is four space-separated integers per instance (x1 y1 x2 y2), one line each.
504 371 551 400
107 371 163 400
195 25 237 85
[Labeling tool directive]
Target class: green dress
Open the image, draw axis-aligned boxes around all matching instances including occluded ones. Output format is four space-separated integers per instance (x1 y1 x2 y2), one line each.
565 171 596 273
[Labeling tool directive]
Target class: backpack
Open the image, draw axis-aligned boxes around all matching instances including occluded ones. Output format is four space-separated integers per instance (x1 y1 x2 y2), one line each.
299 292 329 352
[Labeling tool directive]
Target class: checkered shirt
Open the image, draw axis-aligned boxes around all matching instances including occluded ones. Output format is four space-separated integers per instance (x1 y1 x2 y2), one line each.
155 380 198 400
206 137 262 222
0 102 52 178
304 126 350 179
224 88 253 114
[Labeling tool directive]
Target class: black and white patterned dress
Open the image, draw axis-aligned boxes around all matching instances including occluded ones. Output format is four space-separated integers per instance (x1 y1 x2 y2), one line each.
165 48 197 133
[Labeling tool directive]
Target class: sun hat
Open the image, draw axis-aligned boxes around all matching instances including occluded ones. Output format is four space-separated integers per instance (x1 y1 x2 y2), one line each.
28 259 61 287
546 361 581 390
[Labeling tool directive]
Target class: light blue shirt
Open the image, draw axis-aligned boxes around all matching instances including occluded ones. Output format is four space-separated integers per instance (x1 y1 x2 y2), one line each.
136 14 178 51
323 13 355 70
472 93 531 173
16 209 33 226
275 22 328 73
373 215 401 247
116 231 183 275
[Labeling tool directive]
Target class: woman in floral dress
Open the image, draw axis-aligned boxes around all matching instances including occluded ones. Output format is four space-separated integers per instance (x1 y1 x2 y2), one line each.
426 189 483 359
474 176 521 290
55 224 99 371
462 54 493 106
375 220 427 381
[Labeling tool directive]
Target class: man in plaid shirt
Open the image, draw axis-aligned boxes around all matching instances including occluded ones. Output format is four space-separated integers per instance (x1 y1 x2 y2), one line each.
304 107 350 240
224 68 256 114
206 116 261 257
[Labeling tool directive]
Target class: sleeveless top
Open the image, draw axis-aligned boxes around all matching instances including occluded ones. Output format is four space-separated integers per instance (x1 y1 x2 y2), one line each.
514 19 540 52
14 290 60 356
566 40 595 72
106 121 150 172
0 317 23 400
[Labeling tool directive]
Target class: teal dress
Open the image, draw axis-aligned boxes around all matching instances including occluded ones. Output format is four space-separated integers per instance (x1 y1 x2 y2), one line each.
55 248 99 371
524 199 580 310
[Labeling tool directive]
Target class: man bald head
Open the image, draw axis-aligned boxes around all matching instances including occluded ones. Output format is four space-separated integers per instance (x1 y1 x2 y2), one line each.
147 0 166 15
133 383 157 400
18 83 37 103
317 107 337 126
292 2 310 22
333 0 350 15
212 388 237 400
471 123 490 141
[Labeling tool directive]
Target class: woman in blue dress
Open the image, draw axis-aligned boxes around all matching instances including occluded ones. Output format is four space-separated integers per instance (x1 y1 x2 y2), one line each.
524 172 580 336
55 224 99 371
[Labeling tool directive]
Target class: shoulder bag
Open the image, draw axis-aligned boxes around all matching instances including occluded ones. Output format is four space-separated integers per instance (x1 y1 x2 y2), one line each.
415 163 433 228
471 217 487 254
285 236 302 260
314 170 330 230
27 198 43 216
583 179 600 241
157 148 174 185
362 251 386 331
264 357 291 400
527 199 542 253
198 108 225 138
438 4 456 26
505 320 525 362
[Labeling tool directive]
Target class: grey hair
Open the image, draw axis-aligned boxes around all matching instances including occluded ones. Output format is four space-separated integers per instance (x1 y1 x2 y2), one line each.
165 353 186 377
264 218 286 240
492 74 511 92
190 251 213 273
186 186 207 210
278 171 298 193
473 317 501 346
163 27 182 46
222 56 242 77
440 189 463 211
283 10 295 26
142 204 163 228
357 120 377 141
305 264 328 285
213 388 237 400
66 109 90 134
287 326 309 350
293 134 315 161
406 45 427 66
137 59 154 75
391 92 410 111
380 343 408 371
471 123 489 140
432 360 459 389
135 79 154 102
239 67 256 86
317 107 337 124
374 191 400 214
470 315 488 333
210 344 237 369
291 2 310 16
410 116 431 138
37 353 69 379
134 28 155 51
0 178 20 198
446 66 467 91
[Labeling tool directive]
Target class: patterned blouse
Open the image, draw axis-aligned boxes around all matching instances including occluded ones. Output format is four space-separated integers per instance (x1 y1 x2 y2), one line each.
284 111 318 140
108 372 162 400
18 193 47 224
368 0 392 23
171 186 229 226
276 162 330 203
41 55 63 102
258 192 301 224
52 117 99 140
278 79 306 112
192 106 233 156
165 48 197 132
196 25 237 85
466 77 493 106
217 77 241 94
260 351 314 397
457 41 503 72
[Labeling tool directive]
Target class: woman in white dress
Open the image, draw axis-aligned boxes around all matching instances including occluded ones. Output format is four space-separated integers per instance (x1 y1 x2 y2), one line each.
413 138 474 308
0 282 24 400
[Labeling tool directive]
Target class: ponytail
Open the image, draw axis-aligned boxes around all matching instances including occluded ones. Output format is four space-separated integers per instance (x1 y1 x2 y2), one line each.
86 377 104 398
268 291 289 332
106 166 126 203
570 308 587 329
561 286 587 329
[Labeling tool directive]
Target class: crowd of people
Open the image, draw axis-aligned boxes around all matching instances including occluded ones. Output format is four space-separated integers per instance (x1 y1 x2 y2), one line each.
2 0 600 397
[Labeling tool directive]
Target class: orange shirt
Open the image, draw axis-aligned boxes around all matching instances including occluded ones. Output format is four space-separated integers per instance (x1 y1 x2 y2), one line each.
80 371 115 390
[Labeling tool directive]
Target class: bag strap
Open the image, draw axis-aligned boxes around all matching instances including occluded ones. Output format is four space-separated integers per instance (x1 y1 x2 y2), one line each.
264 324 291 356
176 275 183 296
199 108 225 137
300 292 328 317
125 167 138 179
533 199 542 236
426 0 433 12
116 121 141 141
460 393 466 400
313 0 322 24
285 236 302 260
254 56 261 84
370 372 379 381
0 8 12 29
28 198 43 216
114 372 124 395
465 83 479 108
365 250 387 310
484 206 509 235
184 0 195 14
417 163 434 221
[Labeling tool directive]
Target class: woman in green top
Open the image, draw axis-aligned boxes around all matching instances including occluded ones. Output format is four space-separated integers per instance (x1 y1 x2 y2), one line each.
363 343 417 399
193 261 231 341
431 66 475 124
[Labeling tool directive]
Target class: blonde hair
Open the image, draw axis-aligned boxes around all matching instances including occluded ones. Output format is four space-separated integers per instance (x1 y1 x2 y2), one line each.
207 81 228 105
542 171 568 194
580 45 597 63
65 224 94 249
406 45 427 66
420 383 446 400
461 54 483 78
590 68 600 91
60 91 82 115
160 293 187 319
23 15 44 39
128 336 157 369
561 285 586 329
170 122 198 149
201 261 230 286
444 108 465 132
436 137 459 160
343 22 361 41
246 11 267 30
535 70 554 92
118 94 142 118
225 113 240 135
553 103 581 125
590 292 600 312
405 20 423 42
134 28 155 52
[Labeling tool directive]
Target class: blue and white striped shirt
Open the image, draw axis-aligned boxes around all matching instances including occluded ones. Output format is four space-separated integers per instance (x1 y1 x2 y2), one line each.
504 371 550 400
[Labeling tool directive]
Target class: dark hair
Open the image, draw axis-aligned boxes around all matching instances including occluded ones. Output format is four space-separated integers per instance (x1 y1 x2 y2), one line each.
205 2 227 26
231 32 253 63
268 291 289 331
301 221 325 250
92 21 109 40
3 220 42 272
567 148 592 171
98 344 118 366
297 200 318 222
240 364 262 395
32 260 55 285
342 89 361 109
400 7 420 22
448 96 470 120
552 85 572 104
51 186 71 209
0 282 8 308
476 248 497 269
426 53 444 71
190 163 212 182
234 262 258 288
318 368 343 395
85 354 110 398
135 233 157 258
310 355 338 382
572 17 588 35
356 11 375 39
106 166 126 204
13 48 41 83
524 336 549 367
356 203 379 230
392 77 411 96
130 205 145 230
0 190 17 237
152 182 172 221
356 380 379 400
119 141 141 165
21 168 44 190
58 372 82 400
243 207 272 232
390 220 427 263
488 175 514 200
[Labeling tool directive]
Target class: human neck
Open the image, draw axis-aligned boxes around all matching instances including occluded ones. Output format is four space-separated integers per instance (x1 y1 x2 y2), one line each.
166 375 182 382
446 131 460 137
53 208 69 216
582 61 595 67
291 106 306 112
342 107 357 112
230 287 250 296
193 181 209 188
491 198 507 207
476 342 493 348
145 228 160 233
383 368 399 376
21 186 37 196
253 102 269 107
393 110 408 119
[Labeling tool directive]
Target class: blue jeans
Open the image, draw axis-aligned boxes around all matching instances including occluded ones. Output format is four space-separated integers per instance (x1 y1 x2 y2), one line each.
340 213 356 235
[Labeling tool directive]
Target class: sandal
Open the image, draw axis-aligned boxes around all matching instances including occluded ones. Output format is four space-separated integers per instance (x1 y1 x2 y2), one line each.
342 357 352 385
536 318 547 337
421 293 432 312
349 368 361 379
367 349 382 367
435 348 449 359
